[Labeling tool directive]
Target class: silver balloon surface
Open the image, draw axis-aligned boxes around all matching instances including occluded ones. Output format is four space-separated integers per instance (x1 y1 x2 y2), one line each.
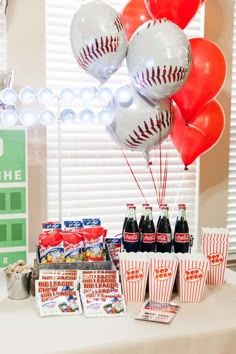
126 19 191 104
106 85 174 158
70 0 128 84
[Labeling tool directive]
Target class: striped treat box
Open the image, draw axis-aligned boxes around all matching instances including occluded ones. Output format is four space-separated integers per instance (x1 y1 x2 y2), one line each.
176 253 209 303
119 252 149 303
202 227 230 285
148 253 179 303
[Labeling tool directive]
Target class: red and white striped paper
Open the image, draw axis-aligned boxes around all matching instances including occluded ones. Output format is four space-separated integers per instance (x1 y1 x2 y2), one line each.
176 253 209 303
148 253 178 303
202 227 229 285
119 252 149 303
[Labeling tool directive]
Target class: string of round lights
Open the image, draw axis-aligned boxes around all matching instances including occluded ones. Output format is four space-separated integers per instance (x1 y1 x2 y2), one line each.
0 85 133 127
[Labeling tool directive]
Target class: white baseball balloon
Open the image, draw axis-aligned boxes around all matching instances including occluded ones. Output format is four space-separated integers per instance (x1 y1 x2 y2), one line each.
106 85 173 161
126 19 192 104
70 0 128 84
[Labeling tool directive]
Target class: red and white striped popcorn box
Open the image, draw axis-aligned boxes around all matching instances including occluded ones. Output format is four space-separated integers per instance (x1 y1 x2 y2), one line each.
176 253 209 303
148 253 179 303
201 227 230 285
119 252 149 303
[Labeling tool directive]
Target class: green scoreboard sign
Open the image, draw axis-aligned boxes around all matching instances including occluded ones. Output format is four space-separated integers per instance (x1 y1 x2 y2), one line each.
0 128 27 268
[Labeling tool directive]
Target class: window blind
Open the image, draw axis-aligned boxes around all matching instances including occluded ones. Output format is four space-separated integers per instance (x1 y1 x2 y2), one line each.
0 4 6 70
227 0 236 255
46 0 204 252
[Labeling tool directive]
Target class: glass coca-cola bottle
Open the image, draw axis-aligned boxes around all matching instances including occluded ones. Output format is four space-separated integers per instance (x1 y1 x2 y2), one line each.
122 203 134 237
156 203 167 231
140 206 156 252
173 204 190 253
139 203 149 232
156 205 172 253
123 205 140 252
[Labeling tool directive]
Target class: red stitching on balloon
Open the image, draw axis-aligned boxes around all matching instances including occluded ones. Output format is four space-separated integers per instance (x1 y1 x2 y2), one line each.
114 15 124 32
133 65 188 89
77 36 120 70
124 110 172 148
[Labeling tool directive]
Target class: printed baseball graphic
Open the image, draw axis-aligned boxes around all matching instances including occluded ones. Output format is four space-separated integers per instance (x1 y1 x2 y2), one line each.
106 85 173 158
70 0 128 84
126 19 192 104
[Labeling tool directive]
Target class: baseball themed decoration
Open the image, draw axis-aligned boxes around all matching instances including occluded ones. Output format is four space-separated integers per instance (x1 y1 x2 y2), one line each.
126 19 192 105
70 0 128 84
106 85 173 161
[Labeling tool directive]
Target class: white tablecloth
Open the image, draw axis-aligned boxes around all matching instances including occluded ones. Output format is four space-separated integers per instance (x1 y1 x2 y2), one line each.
1 268 236 354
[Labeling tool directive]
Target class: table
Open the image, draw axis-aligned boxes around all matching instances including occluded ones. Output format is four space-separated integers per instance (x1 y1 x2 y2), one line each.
1 267 236 354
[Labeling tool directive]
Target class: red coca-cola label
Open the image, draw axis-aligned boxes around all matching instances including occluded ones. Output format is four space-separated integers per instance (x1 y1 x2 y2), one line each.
207 253 224 265
156 233 171 243
184 268 203 282
143 233 156 243
175 233 189 243
125 268 144 282
124 232 139 242
154 267 172 280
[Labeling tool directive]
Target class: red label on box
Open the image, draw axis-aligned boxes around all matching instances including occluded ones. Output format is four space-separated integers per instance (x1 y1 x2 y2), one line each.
143 233 156 243
125 268 144 282
124 232 139 242
207 253 224 265
184 268 203 282
175 233 189 243
154 267 172 280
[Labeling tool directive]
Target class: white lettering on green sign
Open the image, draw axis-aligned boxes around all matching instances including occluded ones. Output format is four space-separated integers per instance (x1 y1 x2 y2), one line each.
0 170 22 181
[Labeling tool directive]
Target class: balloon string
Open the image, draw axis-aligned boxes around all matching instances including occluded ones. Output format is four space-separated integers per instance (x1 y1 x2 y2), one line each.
160 152 168 205
148 164 159 206
121 149 148 203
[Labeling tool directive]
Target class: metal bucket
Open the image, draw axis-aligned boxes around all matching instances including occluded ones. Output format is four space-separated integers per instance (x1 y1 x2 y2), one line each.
4 269 32 300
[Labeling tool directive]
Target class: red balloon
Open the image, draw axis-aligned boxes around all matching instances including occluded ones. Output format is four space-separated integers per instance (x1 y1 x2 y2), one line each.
172 38 227 121
170 100 225 168
121 0 152 41
144 0 201 29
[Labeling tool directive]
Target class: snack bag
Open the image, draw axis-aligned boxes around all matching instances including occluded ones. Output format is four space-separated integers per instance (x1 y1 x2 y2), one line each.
62 232 85 262
38 230 65 263
82 227 106 262
83 218 101 227
105 234 122 270
64 220 83 232
42 221 61 233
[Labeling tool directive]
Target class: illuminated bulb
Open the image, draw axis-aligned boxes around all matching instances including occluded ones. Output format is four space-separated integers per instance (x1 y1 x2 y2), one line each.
115 86 133 107
98 109 114 125
60 109 76 124
19 87 36 104
79 87 95 102
96 87 113 104
1 109 18 126
39 110 55 125
38 88 55 105
59 88 75 104
19 110 37 126
79 109 95 123
0 88 18 105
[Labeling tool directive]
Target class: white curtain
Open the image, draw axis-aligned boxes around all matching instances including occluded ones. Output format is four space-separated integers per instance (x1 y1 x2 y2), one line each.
46 0 204 252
